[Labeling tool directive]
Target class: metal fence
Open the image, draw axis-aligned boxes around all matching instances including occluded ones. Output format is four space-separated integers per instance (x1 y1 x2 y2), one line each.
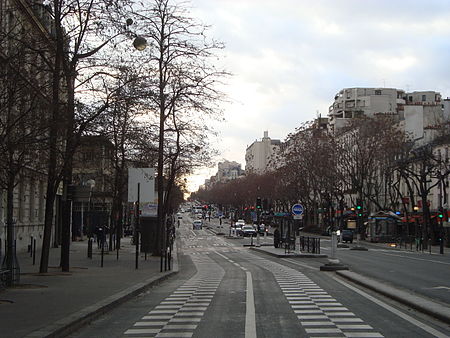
299 236 321 254
283 236 321 254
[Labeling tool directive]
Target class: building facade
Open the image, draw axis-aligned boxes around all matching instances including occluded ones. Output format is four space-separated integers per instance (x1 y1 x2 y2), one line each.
245 131 281 174
0 0 58 253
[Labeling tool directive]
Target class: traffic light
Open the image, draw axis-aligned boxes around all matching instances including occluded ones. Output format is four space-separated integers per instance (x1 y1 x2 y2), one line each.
356 201 362 217
256 197 262 209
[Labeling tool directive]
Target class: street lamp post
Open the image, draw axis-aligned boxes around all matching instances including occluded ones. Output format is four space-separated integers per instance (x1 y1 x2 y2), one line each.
413 206 420 250
133 35 167 272
86 179 95 259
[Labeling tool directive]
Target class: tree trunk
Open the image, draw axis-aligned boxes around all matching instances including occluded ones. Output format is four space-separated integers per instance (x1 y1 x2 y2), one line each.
4 171 16 286
60 72 76 272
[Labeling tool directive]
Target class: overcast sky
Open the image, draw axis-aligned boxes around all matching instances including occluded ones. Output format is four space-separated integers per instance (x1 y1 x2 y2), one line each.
185 0 450 192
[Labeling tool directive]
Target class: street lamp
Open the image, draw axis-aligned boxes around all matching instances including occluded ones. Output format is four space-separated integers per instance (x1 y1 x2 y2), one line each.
86 179 95 258
133 34 167 272
133 36 147 51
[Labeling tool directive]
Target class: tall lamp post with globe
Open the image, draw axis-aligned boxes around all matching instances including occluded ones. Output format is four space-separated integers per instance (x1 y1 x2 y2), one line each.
86 179 95 258
132 35 168 271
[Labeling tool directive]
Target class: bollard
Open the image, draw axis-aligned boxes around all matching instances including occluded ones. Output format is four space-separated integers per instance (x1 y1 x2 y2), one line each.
101 241 104 267
30 236 33 256
135 232 139 270
330 232 337 259
168 249 171 271
33 239 36 265
87 238 93 259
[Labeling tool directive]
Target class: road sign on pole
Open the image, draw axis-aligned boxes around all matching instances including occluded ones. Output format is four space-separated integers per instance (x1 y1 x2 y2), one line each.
292 204 304 216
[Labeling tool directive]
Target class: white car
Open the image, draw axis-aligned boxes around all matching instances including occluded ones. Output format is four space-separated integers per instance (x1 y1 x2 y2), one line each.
234 219 246 236
193 220 203 230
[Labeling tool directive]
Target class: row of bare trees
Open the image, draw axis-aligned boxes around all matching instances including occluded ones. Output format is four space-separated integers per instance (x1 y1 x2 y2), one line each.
192 116 450 243
1 0 226 282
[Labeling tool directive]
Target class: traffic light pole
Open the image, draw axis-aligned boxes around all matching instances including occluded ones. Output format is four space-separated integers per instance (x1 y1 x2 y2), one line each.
350 199 368 251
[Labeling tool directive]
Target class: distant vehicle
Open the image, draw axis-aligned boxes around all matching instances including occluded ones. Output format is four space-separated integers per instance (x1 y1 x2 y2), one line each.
196 213 203 219
242 225 257 237
193 220 203 230
234 219 246 236
339 229 354 243
177 213 182 219
256 223 266 235
192 205 203 214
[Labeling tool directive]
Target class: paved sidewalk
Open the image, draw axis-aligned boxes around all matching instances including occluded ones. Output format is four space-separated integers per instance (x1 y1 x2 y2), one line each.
0 238 178 338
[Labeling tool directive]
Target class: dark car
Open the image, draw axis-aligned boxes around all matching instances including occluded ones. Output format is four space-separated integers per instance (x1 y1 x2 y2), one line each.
340 229 354 243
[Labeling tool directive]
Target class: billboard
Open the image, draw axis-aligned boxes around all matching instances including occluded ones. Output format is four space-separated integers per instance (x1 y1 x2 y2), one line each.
128 168 157 217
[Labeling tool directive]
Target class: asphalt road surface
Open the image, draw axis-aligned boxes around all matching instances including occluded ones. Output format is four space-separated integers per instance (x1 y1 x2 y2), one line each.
71 217 450 337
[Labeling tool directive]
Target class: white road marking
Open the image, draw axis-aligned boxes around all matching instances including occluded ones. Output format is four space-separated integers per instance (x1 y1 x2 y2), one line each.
282 258 318 270
428 286 450 290
124 254 224 337
214 250 257 338
247 253 384 337
245 271 257 338
333 276 449 337
377 251 450 265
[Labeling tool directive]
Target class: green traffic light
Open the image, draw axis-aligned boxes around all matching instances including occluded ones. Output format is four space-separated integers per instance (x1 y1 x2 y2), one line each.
356 205 362 210
439 214 443 218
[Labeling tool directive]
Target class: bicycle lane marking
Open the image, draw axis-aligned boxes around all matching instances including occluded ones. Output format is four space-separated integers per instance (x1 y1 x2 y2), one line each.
214 251 257 338
245 253 383 337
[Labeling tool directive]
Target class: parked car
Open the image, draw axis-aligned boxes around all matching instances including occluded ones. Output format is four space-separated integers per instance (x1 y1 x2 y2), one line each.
242 225 257 237
339 229 354 243
193 220 203 230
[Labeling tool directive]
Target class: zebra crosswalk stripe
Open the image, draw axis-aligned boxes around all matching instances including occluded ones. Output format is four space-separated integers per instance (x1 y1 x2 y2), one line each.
123 255 224 337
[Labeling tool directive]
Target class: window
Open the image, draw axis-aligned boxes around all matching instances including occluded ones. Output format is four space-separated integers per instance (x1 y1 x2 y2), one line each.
422 95 426 102
408 96 413 102
375 90 382 95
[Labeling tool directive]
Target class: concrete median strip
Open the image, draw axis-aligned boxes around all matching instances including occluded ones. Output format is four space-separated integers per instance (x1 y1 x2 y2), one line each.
336 270 450 324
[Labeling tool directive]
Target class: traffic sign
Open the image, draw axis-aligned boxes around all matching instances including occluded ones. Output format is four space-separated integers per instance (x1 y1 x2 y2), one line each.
292 204 304 216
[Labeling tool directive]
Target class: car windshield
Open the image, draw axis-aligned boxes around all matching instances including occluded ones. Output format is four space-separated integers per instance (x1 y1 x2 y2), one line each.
242 226 254 230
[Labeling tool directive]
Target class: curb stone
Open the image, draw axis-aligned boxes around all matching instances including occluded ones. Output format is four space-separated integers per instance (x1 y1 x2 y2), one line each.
336 270 450 324
24 252 179 338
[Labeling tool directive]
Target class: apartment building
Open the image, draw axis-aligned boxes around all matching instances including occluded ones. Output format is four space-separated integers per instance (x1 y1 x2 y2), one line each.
328 87 406 134
204 160 244 190
0 0 57 253
245 131 281 174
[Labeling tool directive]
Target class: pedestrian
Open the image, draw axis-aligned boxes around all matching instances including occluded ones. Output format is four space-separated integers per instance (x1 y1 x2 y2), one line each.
274 228 280 248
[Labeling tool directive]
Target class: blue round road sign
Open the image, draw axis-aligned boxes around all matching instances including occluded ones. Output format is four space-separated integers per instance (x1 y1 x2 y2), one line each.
292 204 304 215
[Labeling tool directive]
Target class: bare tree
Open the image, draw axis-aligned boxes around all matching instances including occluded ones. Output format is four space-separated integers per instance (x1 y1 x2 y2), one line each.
37 0 136 273
128 0 228 267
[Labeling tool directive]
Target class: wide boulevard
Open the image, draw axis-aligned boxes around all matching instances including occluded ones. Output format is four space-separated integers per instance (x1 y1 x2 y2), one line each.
71 215 450 338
